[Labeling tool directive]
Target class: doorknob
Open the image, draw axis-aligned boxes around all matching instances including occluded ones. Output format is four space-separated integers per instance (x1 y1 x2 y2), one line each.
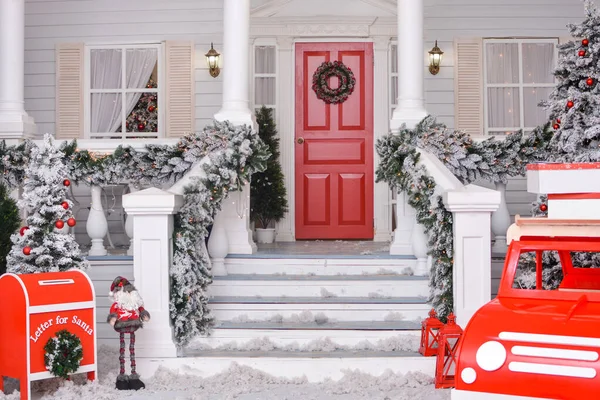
297 137 304 144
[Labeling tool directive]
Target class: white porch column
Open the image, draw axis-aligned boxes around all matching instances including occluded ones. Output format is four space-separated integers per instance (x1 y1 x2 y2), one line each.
373 36 393 242
389 0 428 255
0 0 36 139
122 187 183 358
274 36 295 242
443 185 501 328
213 0 255 254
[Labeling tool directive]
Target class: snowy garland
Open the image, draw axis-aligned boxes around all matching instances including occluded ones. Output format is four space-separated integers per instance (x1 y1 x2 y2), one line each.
0 121 269 347
44 330 83 379
376 116 553 320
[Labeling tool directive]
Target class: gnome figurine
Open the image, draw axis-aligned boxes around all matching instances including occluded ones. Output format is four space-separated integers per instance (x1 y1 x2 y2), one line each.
107 276 150 391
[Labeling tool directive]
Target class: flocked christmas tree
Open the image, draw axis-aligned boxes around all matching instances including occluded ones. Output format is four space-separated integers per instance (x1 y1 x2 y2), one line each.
250 106 288 229
6 134 88 274
124 78 158 133
542 0 600 162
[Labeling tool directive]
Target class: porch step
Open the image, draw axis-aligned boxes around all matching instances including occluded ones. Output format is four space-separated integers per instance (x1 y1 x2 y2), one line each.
224 257 417 276
209 274 429 298
210 296 429 322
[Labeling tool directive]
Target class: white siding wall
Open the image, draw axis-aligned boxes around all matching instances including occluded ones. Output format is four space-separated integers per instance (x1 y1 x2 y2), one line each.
24 0 224 135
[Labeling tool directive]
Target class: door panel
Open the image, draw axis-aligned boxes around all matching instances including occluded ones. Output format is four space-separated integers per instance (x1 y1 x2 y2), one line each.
295 42 374 239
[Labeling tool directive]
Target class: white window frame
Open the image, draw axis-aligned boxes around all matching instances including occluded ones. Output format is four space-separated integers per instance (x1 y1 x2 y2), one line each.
389 41 398 119
483 38 558 136
84 43 165 139
251 39 278 116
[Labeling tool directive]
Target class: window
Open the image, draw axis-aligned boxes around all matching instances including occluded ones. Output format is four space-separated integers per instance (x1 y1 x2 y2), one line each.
253 44 277 117
483 38 557 135
84 44 163 139
390 43 398 118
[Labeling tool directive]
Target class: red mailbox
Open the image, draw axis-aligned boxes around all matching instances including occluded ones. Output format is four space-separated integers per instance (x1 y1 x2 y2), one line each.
0 270 97 400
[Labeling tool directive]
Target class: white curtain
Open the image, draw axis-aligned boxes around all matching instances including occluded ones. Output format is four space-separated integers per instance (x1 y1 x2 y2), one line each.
90 49 122 133
486 42 555 130
116 48 158 132
254 46 276 107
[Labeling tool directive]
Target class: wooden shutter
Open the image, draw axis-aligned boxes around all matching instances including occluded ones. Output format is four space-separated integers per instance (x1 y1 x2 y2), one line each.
55 43 84 139
454 38 483 136
165 41 195 137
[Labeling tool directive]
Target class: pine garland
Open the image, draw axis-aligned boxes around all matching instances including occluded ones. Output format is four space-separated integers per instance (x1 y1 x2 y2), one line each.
376 116 553 320
0 121 269 347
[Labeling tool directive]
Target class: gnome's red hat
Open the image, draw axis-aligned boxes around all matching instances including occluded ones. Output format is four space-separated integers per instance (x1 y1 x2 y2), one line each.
109 276 131 296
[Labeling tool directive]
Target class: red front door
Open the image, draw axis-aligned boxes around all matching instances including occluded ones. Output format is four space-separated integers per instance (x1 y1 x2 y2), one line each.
294 42 374 240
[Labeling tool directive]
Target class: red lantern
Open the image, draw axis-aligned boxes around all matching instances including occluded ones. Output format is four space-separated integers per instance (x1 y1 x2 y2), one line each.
419 309 444 357
435 313 464 389
67 217 76 227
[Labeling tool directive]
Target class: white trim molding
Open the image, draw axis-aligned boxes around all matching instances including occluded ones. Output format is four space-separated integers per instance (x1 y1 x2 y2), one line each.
29 301 95 314
251 16 396 38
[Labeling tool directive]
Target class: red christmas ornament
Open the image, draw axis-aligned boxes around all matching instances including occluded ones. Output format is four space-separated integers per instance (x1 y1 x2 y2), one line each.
67 218 76 227
61 201 69 210
20 226 29 236
23 246 31 256
55 220 65 229
540 203 548 212
148 106 155 112
553 123 560 130
63 179 71 187
587 78 594 86
556 118 561 124
567 100 574 109
579 49 586 57
137 123 145 130
583 38 589 46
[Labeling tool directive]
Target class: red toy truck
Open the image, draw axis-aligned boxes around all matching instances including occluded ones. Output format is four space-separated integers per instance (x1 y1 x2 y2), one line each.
452 216 600 400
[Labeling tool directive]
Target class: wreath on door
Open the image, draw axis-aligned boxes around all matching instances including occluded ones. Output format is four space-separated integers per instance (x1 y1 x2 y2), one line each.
311 61 356 104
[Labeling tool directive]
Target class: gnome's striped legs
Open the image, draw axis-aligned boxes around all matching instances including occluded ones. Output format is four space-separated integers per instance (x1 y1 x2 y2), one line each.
129 332 137 377
119 332 126 376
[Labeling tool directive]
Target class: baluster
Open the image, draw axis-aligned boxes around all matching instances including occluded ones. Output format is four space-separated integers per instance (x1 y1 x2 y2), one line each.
207 211 229 276
86 185 108 256
491 182 511 253
412 222 429 276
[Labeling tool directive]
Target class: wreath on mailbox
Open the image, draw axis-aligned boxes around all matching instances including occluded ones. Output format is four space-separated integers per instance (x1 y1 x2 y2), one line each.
44 330 83 379
311 60 356 104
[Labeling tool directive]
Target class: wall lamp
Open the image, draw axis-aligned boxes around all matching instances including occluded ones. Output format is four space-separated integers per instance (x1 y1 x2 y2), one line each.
205 43 221 78
428 40 444 75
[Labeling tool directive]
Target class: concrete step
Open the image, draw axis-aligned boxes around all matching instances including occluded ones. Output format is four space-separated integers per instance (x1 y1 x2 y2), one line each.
137 350 435 382
209 274 429 298
224 257 417 276
210 296 429 322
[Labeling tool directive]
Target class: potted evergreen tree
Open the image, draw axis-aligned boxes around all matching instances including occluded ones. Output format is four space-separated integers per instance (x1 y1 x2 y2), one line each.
250 106 288 244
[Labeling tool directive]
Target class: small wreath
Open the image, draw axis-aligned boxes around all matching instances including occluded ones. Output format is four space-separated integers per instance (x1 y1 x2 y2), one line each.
311 61 356 104
44 330 83 379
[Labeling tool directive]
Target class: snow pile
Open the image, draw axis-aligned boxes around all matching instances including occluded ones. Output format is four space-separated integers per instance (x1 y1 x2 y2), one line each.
226 310 331 325
0 346 448 400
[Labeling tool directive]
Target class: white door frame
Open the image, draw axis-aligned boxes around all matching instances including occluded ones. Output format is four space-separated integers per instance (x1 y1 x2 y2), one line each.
250 16 396 242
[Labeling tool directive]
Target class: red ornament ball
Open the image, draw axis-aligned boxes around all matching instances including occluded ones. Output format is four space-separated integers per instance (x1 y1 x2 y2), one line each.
587 78 594 86
137 123 145 130
148 106 155 112
20 226 29 236
579 50 586 57
567 100 574 108
553 123 560 130
556 118 561 124
55 220 65 229
540 204 548 212
583 38 589 46
67 218 76 227
23 246 31 256
63 179 71 187
61 201 69 210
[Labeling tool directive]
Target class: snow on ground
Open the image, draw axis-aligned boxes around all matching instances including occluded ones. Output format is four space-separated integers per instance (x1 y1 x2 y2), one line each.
0 346 450 400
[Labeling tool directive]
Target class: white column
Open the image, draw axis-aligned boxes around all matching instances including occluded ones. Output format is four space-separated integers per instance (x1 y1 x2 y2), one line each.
122 187 183 358
0 0 36 139
86 185 108 256
390 0 428 131
124 184 140 256
214 0 252 126
443 185 501 327
373 36 393 242
491 182 511 253
213 0 255 254
275 36 295 242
